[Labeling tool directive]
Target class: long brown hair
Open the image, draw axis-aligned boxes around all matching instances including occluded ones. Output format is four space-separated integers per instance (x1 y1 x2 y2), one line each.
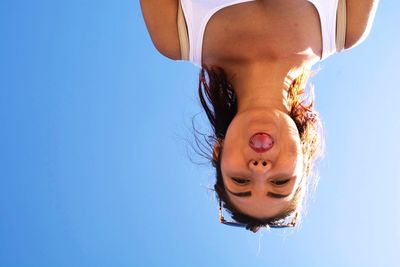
196 65 323 232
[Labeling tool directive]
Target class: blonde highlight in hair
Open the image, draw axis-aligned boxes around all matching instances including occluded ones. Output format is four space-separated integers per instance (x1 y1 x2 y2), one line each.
286 68 324 224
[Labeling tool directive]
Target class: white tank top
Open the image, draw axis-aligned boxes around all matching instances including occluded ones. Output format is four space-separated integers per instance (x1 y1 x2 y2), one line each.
179 0 340 67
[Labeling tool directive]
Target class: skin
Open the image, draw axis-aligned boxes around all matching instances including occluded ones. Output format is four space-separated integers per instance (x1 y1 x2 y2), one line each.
220 107 304 219
201 1 317 219
140 0 379 218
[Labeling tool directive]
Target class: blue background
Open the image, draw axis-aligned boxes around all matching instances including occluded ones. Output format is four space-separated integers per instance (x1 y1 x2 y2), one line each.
0 1 399 266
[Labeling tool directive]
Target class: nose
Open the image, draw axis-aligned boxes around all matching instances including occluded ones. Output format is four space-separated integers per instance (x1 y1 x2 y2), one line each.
249 133 274 153
248 159 271 174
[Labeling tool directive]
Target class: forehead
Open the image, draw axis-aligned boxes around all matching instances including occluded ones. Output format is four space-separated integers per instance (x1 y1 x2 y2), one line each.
226 191 294 219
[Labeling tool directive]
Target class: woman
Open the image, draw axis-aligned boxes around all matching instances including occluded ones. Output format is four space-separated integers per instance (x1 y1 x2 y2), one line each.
140 0 379 232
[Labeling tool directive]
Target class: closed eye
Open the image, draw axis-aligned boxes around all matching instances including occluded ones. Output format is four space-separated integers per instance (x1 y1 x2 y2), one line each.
231 177 250 185
271 178 291 186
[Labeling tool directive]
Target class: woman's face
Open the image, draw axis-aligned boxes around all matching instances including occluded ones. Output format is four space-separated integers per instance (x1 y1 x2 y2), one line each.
220 108 304 219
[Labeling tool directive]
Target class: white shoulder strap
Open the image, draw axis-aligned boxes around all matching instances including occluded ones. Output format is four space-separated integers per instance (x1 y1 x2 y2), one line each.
177 0 190 60
336 0 347 52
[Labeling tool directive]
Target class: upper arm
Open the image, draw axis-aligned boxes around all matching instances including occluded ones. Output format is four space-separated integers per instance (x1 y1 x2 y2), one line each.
344 0 379 49
140 0 181 60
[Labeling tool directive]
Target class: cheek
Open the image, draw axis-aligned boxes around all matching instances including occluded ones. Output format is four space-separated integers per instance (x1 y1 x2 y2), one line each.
291 136 304 173
276 152 304 192
221 132 245 168
288 148 305 185
220 143 244 173
284 125 302 154
220 147 236 172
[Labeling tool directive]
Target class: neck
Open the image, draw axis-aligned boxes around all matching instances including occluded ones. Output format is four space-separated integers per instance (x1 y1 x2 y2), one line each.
226 61 308 114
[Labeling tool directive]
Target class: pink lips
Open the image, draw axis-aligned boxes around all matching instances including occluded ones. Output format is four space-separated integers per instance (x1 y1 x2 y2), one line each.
249 133 274 153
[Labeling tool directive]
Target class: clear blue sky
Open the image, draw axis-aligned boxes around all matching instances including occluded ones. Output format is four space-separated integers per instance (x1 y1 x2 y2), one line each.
0 1 399 266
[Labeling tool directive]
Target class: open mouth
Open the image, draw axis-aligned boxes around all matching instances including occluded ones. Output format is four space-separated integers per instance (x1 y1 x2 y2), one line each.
249 132 274 153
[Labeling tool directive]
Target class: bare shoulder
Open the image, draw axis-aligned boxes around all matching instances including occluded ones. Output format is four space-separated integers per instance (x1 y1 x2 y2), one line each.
140 0 181 60
345 0 379 49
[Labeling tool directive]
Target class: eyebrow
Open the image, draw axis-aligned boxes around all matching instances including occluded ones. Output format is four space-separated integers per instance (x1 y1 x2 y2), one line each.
226 188 290 199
